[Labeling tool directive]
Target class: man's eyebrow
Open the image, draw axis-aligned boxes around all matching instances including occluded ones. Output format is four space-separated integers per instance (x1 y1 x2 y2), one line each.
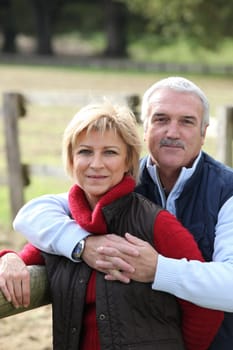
182 115 198 120
151 112 167 117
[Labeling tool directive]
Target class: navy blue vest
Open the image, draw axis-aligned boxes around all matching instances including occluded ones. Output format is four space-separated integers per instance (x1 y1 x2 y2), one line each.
136 152 233 350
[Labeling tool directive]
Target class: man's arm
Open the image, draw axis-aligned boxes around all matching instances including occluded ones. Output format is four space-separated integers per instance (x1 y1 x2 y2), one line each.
14 194 233 311
13 194 139 279
153 197 233 312
97 198 233 312
13 193 90 260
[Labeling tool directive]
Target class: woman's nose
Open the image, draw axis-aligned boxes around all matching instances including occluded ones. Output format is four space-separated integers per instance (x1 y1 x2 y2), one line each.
90 153 103 168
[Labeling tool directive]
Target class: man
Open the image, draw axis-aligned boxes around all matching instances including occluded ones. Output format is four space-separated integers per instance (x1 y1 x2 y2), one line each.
2 76 233 349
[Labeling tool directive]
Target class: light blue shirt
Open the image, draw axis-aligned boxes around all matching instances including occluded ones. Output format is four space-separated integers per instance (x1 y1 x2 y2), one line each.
13 152 233 312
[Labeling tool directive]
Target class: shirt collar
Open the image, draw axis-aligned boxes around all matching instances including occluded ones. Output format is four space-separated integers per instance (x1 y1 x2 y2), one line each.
146 151 202 191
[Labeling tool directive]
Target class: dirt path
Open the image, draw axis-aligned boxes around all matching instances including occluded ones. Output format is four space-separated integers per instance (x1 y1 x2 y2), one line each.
0 305 52 350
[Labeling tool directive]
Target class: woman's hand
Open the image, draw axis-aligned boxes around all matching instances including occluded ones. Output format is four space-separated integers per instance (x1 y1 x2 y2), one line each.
0 253 30 308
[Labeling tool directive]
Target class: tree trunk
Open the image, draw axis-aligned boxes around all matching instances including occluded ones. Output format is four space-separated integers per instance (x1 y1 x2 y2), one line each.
31 0 54 55
1 0 17 53
104 0 128 58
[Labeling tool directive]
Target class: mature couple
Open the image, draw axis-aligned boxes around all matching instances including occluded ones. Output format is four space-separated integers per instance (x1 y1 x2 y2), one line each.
1 76 233 350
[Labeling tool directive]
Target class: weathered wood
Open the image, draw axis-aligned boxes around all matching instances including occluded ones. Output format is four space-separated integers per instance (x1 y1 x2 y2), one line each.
23 90 140 109
1 90 141 217
0 265 50 319
216 106 233 167
2 93 26 219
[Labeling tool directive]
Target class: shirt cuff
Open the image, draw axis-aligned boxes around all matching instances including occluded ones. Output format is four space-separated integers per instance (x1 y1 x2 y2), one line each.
54 228 90 262
152 254 188 295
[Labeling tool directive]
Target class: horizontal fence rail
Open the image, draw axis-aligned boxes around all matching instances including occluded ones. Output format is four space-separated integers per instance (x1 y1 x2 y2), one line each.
1 90 233 220
2 90 141 219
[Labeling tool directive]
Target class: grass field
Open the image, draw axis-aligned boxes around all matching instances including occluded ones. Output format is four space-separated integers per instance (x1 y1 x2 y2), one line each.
0 62 233 231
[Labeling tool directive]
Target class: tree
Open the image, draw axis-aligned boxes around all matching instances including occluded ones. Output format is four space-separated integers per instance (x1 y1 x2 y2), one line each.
0 0 17 53
30 0 65 55
103 0 128 57
121 0 233 49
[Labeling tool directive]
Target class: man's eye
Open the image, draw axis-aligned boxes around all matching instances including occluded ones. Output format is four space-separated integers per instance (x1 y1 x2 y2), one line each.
182 118 195 125
153 117 167 124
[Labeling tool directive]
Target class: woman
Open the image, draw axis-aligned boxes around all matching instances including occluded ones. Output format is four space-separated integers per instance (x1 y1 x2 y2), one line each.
0 101 223 350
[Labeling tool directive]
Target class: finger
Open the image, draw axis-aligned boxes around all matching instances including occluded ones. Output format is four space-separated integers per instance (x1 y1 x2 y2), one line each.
12 279 24 307
0 283 12 303
96 245 120 257
20 267 30 307
104 270 130 284
105 235 140 256
125 232 147 246
96 255 135 273
21 277 30 308
5 281 20 308
14 269 30 307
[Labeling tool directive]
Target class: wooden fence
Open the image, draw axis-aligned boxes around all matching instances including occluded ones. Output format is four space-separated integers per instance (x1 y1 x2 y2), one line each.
216 106 233 167
2 91 141 220
0 94 233 319
1 91 233 220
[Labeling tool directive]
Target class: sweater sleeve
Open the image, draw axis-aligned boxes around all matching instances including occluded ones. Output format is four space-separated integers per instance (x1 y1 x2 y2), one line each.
0 244 44 265
18 243 45 265
154 210 224 350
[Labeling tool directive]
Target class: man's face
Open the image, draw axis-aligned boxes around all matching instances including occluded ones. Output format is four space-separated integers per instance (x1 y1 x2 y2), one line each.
144 88 208 173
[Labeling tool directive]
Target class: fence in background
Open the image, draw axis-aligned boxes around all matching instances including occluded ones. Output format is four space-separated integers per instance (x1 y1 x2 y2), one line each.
2 91 233 220
0 94 233 319
2 91 141 220
216 106 233 167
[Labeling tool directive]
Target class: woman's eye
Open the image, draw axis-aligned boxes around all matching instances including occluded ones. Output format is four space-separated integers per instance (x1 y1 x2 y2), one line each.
105 150 117 155
77 149 92 155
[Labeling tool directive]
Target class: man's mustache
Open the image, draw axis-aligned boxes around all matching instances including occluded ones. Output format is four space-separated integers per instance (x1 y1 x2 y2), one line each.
160 139 185 149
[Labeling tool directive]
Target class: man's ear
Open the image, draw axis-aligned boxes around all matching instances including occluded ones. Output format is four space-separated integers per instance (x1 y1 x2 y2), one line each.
201 124 208 145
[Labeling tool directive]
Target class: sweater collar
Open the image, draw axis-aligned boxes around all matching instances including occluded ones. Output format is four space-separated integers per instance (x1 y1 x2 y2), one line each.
68 176 135 234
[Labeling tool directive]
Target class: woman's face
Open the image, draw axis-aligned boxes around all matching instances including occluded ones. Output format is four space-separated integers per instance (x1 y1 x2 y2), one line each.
72 128 129 209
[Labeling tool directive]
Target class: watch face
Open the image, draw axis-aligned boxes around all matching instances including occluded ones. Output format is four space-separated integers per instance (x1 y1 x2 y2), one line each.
76 242 82 256
72 240 85 259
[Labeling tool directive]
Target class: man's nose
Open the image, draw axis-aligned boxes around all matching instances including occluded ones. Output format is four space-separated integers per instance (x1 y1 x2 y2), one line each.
166 121 180 138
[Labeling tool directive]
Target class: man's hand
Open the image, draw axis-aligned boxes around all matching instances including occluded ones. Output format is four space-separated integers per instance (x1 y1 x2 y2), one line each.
82 233 158 283
82 234 139 283
0 253 30 308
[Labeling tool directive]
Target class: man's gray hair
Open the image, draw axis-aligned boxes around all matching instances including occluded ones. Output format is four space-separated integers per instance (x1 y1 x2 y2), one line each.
141 76 209 135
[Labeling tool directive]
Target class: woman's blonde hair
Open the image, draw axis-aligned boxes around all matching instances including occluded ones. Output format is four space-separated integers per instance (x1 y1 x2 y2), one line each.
62 100 142 180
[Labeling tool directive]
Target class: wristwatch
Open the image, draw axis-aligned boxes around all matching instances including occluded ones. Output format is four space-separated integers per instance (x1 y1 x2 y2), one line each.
72 239 86 260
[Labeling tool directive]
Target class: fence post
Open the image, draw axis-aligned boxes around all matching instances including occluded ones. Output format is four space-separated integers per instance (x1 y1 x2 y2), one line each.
2 92 26 219
216 106 233 167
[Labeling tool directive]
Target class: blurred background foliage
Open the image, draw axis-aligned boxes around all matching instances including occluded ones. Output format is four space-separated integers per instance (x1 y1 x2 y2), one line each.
0 0 232 64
